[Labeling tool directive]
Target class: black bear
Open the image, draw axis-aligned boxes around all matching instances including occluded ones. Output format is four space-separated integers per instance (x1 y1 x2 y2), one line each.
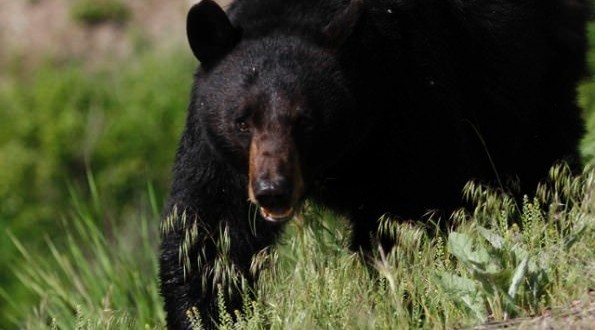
160 0 588 328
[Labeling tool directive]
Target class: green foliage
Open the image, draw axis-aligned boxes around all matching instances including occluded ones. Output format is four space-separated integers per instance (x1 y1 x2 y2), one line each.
191 165 592 329
6 180 165 329
579 20 595 164
443 165 593 322
0 50 192 226
7 155 592 328
0 50 194 326
70 0 131 26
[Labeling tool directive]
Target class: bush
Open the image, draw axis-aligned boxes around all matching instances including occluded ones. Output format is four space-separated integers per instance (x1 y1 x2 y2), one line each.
70 0 132 26
579 20 595 164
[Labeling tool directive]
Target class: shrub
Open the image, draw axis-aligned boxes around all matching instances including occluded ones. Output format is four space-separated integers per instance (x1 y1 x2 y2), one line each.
70 0 131 26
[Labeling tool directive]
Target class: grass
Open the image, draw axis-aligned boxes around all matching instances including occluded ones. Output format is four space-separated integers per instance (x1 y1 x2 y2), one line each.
229 164 593 329
6 164 593 329
579 18 595 164
0 47 193 326
3 176 165 329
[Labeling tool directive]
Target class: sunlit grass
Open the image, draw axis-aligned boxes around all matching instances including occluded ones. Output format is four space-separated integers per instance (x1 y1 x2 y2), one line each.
10 165 592 329
6 176 165 329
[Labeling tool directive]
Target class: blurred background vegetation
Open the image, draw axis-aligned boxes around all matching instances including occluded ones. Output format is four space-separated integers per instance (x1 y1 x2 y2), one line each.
0 0 592 328
0 0 199 326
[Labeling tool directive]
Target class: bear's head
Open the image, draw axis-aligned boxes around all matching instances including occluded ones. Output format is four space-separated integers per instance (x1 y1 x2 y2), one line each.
187 0 364 222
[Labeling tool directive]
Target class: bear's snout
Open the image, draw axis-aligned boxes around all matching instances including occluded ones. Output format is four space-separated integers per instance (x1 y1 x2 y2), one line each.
248 135 303 222
250 169 299 222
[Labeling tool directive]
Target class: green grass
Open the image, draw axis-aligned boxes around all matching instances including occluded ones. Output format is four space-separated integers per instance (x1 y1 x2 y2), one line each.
0 48 194 326
6 164 593 329
228 165 593 329
3 177 165 329
579 18 595 164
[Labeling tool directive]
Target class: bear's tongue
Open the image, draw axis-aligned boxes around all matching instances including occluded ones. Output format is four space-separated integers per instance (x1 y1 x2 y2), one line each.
260 207 294 222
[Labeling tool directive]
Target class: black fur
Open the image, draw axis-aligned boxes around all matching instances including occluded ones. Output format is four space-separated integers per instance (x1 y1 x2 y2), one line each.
160 0 589 328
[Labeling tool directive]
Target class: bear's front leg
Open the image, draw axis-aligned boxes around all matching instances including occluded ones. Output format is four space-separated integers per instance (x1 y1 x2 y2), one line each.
160 142 283 329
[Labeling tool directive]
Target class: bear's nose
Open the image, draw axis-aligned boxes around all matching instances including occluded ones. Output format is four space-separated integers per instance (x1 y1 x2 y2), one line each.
253 177 292 210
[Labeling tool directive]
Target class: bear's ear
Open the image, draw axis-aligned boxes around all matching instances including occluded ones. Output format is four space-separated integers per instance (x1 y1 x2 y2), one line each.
322 0 365 47
187 0 241 65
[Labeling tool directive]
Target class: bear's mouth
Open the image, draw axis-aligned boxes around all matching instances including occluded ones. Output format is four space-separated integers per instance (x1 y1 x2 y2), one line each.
260 206 294 223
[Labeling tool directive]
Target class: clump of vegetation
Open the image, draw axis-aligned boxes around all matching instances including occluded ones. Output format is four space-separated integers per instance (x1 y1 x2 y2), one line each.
579 21 595 164
442 164 593 323
4 179 164 329
221 165 592 329
9 165 592 329
0 49 193 326
70 0 131 26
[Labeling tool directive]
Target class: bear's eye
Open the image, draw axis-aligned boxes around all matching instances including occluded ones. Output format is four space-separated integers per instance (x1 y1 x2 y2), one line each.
236 120 250 133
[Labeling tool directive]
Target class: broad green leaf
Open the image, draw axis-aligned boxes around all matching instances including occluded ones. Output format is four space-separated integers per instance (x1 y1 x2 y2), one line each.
477 226 504 249
438 272 487 322
448 232 490 267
